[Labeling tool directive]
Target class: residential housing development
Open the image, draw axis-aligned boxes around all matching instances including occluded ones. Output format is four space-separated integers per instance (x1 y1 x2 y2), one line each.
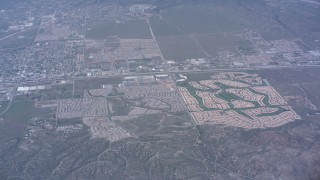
178 72 301 129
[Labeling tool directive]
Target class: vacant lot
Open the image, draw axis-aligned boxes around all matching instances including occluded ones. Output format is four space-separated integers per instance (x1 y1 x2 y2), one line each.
0 28 38 49
259 67 320 118
3 96 34 124
74 77 121 90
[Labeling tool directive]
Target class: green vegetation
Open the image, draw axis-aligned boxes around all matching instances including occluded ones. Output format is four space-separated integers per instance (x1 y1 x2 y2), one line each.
262 79 271 86
216 92 241 102
256 107 289 117
214 82 233 89
250 101 262 108
225 74 232 79
231 79 252 85
248 88 272 106
185 72 212 81
179 80 263 112
228 102 234 109
177 82 214 111
262 95 271 106
234 109 253 120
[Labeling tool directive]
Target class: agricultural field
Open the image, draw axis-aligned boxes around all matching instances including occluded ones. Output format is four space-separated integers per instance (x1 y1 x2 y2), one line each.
178 72 301 129
156 35 205 60
159 3 254 34
149 16 185 37
150 1 260 61
86 20 152 40
86 38 161 63
195 33 257 57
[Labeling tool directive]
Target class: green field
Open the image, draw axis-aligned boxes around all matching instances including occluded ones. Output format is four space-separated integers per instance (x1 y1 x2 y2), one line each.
214 82 233 89
216 92 241 102
178 82 213 111
248 88 272 107
184 72 213 81
179 77 275 113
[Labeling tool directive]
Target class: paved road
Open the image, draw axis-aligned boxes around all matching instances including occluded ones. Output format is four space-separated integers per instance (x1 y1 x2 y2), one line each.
2 64 320 88
147 18 165 61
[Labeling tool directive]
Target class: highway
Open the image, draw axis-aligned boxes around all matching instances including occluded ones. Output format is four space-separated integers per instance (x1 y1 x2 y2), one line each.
1 64 320 88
